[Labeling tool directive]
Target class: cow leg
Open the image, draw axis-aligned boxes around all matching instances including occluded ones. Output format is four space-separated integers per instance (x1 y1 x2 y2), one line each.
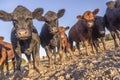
110 31 118 48
12 57 15 73
89 39 96 55
67 47 77 60
5 51 9 75
93 41 99 53
33 45 40 68
58 45 66 63
69 40 74 52
13 45 23 79
25 54 32 69
84 41 90 56
0 63 4 80
15 52 22 71
96 40 103 53
57 38 63 64
100 37 106 51
115 30 120 44
76 42 81 55
45 46 55 65
5 60 9 76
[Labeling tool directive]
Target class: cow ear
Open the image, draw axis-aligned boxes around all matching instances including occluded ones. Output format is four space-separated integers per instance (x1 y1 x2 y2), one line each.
0 36 4 41
0 10 12 21
92 8 99 16
57 9 65 18
76 15 82 20
32 8 45 21
65 26 69 31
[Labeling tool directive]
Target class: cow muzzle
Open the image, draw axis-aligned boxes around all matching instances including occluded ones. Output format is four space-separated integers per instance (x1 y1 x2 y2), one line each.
16 29 30 39
50 28 58 34
87 22 94 28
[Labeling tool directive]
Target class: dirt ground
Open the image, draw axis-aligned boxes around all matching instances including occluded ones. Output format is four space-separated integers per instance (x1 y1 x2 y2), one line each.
3 40 120 80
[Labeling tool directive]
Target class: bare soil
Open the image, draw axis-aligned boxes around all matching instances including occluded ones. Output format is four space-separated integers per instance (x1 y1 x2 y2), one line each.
3 40 120 80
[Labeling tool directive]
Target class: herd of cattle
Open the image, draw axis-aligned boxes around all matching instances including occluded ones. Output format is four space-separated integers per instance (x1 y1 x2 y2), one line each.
0 0 120 79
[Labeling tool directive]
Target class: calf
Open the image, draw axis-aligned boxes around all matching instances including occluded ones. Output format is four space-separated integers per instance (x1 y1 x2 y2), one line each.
0 36 15 78
92 16 106 53
69 9 99 56
104 1 120 48
37 9 65 65
0 5 43 76
59 26 75 60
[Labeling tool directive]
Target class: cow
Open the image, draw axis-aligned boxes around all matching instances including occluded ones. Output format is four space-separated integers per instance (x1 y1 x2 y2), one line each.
0 5 43 77
104 1 120 49
0 36 15 79
92 16 106 53
36 9 65 65
0 44 6 80
59 26 76 60
69 9 99 56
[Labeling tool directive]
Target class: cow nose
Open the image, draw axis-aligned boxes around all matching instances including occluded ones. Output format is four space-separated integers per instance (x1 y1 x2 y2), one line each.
17 30 29 38
88 22 94 27
51 28 57 33
18 30 27 35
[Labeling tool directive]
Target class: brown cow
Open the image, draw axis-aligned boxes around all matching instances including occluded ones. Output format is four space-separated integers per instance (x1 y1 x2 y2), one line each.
59 26 75 60
69 9 99 56
0 36 15 77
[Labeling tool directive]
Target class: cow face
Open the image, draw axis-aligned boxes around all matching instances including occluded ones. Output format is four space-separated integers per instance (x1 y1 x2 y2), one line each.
0 5 43 40
106 1 116 9
59 26 69 39
38 9 65 34
95 16 105 34
81 9 99 28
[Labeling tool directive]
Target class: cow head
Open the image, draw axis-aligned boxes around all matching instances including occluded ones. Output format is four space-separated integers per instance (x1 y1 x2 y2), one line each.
0 5 43 40
59 26 69 39
106 1 116 9
37 9 65 34
77 9 99 28
95 16 105 34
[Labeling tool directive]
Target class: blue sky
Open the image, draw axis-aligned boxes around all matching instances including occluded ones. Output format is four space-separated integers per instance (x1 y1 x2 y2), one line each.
0 0 110 57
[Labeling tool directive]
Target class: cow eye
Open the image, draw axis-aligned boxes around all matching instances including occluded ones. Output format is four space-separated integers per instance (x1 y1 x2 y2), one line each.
26 18 32 22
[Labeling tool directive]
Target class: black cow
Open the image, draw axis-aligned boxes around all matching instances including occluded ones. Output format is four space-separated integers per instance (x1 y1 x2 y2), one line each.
104 1 120 48
92 16 106 53
0 5 43 77
36 9 65 65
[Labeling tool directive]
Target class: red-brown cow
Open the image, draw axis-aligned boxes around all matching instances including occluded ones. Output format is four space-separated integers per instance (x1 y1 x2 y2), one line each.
69 9 99 56
0 36 15 77
59 26 75 60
